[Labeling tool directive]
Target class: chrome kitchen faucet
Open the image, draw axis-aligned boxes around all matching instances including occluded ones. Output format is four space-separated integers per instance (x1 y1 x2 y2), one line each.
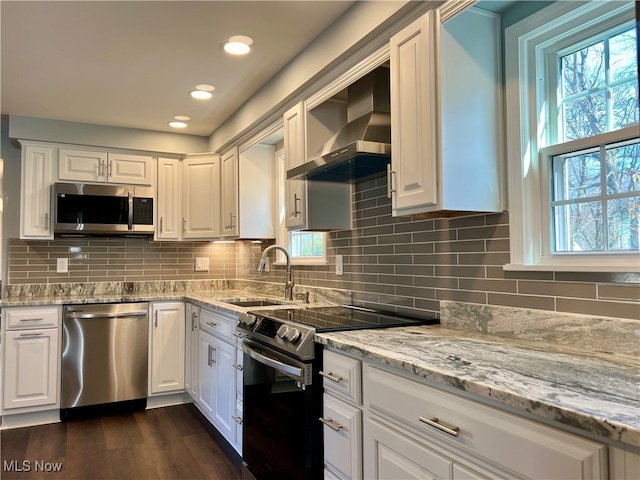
257 244 294 301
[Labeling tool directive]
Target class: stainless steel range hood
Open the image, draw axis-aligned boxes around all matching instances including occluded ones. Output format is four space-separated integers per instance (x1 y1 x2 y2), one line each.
287 67 391 183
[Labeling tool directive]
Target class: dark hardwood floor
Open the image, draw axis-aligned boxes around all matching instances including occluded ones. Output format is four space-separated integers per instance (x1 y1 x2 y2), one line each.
0 404 241 480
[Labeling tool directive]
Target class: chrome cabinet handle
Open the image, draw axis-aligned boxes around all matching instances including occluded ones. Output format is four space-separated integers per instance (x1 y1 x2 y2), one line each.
108 159 113 178
293 193 301 217
319 417 343 431
159 217 163 233
211 346 216 365
19 332 44 337
19 318 42 323
232 415 243 425
207 345 213 367
319 371 343 383
233 363 243 371
387 163 396 199
154 310 158 328
233 332 245 339
206 321 216 327
182 217 186 233
419 416 460 437
44 212 49 230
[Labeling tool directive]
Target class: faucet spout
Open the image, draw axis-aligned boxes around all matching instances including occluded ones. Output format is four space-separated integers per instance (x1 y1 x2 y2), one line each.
257 245 294 301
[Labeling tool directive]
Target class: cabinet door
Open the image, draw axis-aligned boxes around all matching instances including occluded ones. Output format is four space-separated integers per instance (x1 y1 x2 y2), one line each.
283 102 308 229
20 144 53 239
221 148 239 237
198 329 216 418
3 329 58 410
184 303 200 401
322 394 362 480
182 156 221 239
156 158 182 240
364 417 453 480
149 302 185 394
107 153 154 185
389 10 439 215
211 337 237 444
58 148 107 183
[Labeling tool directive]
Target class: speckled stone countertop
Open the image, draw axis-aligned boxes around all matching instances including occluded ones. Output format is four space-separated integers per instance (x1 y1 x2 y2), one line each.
316 324 640 448
0 280 348 314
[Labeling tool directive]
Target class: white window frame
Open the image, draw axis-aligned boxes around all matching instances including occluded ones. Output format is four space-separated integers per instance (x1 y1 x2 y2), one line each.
505 0 639 272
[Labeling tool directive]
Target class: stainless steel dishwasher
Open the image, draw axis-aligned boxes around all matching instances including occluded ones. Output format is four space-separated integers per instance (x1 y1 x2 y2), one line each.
61 302 149 414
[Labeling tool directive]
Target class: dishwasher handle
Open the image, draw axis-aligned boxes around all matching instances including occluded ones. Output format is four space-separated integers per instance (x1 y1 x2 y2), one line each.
65 310 148 319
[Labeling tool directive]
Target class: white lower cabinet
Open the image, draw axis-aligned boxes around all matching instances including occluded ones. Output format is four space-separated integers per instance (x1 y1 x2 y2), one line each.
3 329 58 410
149 302 185 395
322 394 362 480
322 348 609 480
322 349 363 480
196 308 242 454
363 364 607 480
185 302 200 400
1 306 62 415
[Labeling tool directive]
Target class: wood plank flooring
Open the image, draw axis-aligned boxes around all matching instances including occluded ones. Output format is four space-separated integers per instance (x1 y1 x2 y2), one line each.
0 404 241 480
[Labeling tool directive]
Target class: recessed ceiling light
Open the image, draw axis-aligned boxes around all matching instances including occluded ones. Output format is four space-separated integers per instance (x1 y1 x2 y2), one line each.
223 35 253 55
195 84 215 92
189 90 213 100
174 115 191 121
168 121 187 128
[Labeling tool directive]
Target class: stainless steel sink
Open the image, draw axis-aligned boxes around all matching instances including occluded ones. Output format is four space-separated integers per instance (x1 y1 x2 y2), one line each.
225 299 284 307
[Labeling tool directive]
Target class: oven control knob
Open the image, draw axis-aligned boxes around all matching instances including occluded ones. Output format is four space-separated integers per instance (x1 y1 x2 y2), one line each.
245 314 257 327
276 325 289 339
285 328 301 343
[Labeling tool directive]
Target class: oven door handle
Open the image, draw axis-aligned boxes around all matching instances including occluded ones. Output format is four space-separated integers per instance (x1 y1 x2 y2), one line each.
242 341 304 379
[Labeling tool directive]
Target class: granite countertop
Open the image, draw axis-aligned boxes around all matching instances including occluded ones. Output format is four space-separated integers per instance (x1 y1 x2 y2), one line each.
316 325 640 448
0 289 320 315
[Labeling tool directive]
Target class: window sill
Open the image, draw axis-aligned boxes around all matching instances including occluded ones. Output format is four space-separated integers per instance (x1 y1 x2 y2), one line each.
275 259 329 267
504 263 640 273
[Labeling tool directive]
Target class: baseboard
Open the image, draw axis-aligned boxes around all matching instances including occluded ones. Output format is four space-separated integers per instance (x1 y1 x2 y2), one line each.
146 391 192 409
0 409 60 430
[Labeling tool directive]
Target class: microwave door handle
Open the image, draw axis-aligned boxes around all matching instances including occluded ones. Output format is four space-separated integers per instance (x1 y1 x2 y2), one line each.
128 192 133 230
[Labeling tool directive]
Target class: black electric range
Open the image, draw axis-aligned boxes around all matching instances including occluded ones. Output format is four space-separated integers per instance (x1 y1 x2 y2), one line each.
238 305 438 361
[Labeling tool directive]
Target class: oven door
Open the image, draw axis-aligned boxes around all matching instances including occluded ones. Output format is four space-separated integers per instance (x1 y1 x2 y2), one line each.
242 339 321 480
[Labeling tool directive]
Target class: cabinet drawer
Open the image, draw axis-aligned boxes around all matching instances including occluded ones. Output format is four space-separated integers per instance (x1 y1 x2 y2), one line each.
322 349 361 404
322 394 362 480
199 308 237 341
5 306 60 330
364 365 607 480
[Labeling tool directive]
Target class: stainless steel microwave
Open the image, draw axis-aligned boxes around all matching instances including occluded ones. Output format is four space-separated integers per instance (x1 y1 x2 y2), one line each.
54 182 154 236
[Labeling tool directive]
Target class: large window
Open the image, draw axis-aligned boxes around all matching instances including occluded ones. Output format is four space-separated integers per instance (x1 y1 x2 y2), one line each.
506 0 639 272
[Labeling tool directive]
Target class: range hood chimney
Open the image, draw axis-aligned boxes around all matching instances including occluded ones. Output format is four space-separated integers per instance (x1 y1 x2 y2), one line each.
287 67 391 183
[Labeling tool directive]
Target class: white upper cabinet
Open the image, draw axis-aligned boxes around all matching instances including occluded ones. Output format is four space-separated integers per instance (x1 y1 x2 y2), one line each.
221 147 239 238
283 102 308 230
58 148 154 186
182 155 221 239
389 6 503 217
283 102 352 231
156 158 182 241
20 142 54 239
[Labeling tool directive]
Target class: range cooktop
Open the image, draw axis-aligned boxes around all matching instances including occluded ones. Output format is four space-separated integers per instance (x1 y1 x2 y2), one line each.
238 305 439 360
251 305 438 332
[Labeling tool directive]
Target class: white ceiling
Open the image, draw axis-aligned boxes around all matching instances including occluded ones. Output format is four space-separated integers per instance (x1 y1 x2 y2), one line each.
1 1 355 137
